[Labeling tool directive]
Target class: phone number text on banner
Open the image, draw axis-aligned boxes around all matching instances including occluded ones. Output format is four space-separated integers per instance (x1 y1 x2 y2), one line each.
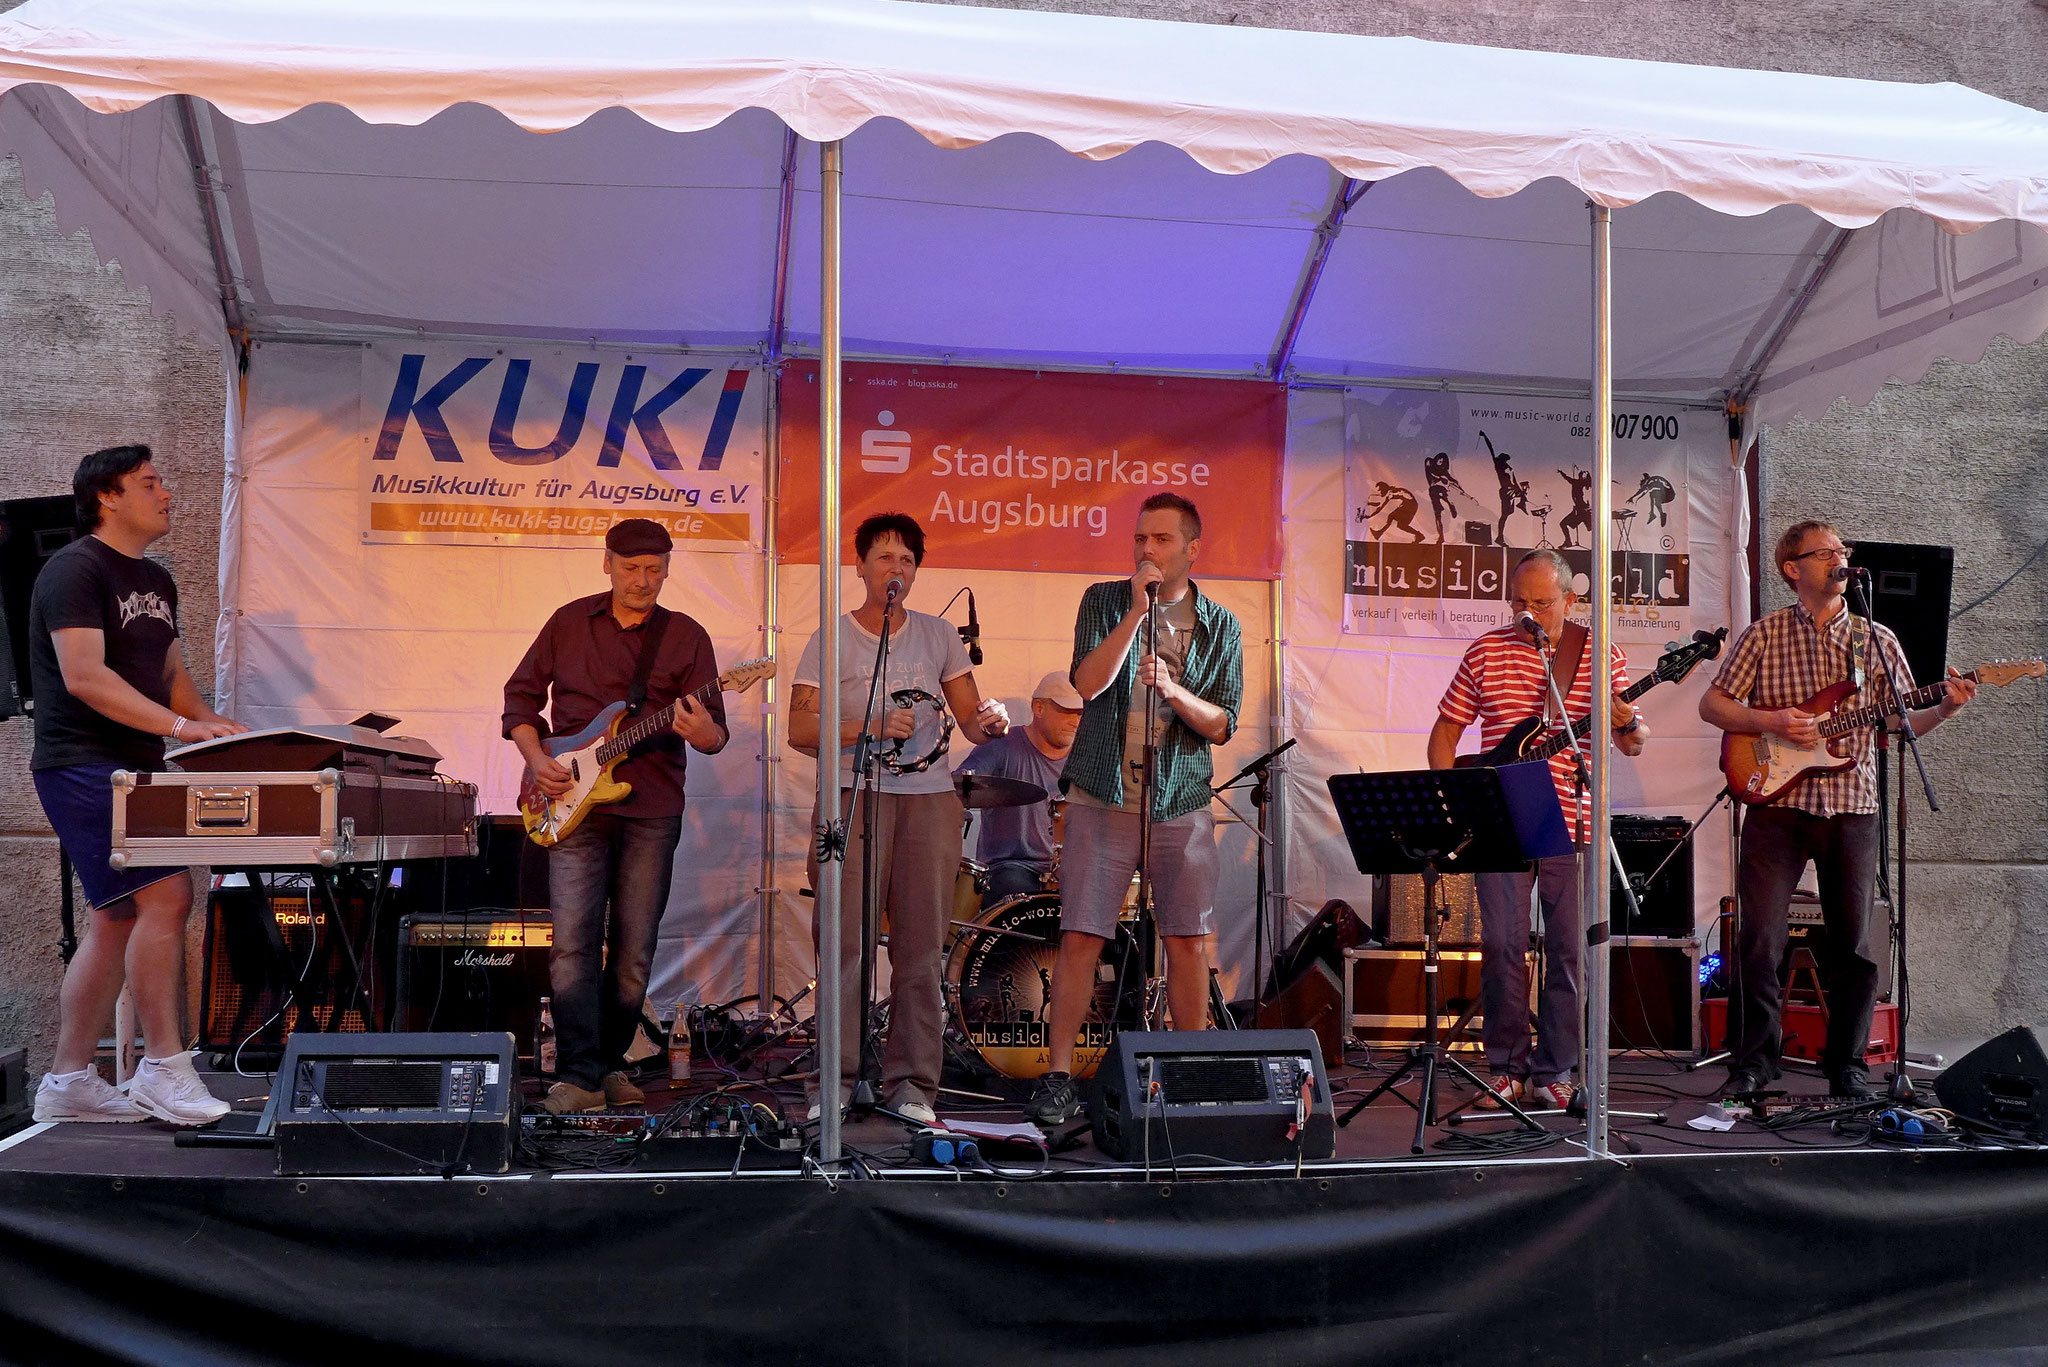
1342 390 1700 641
778 363 1284 579
360 343 765 549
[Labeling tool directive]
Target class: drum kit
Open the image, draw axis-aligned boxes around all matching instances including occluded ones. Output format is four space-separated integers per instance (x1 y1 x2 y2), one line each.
942 771 1143 1082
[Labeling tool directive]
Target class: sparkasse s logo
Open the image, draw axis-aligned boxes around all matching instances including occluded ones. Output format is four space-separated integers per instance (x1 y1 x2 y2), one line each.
861 410 911 474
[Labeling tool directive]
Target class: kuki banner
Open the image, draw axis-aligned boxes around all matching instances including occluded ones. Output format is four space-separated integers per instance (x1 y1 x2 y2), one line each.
360 343 766 549
777 363 1284 578
1342 389 1703 641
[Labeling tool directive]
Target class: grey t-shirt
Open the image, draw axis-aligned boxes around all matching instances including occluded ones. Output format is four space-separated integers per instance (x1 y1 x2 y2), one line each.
955 727 1065 866
1073 588 1198 812
794 609 972 796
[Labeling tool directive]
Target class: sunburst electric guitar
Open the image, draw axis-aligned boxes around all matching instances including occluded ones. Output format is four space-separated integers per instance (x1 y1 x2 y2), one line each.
1721 658 2045 804
519 657 774 846
1454 628 1727 771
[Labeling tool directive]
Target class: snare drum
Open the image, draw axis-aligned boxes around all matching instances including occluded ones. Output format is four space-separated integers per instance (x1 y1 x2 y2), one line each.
944 892 1141 1081
951 857 989 930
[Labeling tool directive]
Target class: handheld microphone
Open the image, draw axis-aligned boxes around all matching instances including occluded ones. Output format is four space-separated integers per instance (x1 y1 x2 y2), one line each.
1145 580 1160 603
1516 611 1549 646
961 588 983 666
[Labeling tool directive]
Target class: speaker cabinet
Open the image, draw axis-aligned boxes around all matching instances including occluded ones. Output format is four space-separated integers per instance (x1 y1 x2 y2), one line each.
1252 961 1344 1067
1935 1026 2048 1137
394 911 553 1058
1847 540 1953 691
0 494 78 716
1373 873 1483 948
1091 1029 1335 1163
1609 937 1700 1052
0 1047 27 1140
200 879 380 1053
1611 816 1694 938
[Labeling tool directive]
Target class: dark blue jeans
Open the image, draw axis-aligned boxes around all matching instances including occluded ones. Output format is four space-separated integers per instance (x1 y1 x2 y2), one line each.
546 811 682 1090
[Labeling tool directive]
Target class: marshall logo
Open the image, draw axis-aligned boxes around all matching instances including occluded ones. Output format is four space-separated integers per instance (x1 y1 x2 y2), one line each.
453 949 516 969
115 590 175 630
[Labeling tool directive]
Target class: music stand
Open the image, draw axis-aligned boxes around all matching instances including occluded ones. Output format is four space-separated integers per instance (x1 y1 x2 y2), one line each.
1327 762 1571 1153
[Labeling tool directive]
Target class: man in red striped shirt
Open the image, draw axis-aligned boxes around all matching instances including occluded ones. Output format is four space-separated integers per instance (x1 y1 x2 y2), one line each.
1427 549 1648 1111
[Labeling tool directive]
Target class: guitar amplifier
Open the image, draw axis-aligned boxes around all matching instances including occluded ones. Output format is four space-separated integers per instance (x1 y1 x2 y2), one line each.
1611 815 1694 938
274 1031 517 1176
1373 872 1482 948
199 878 381 1051
394 911 553 1058
1092 1030 1334 1163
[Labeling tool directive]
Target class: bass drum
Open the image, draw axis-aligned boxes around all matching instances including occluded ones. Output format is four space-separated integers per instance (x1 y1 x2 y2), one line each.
945 892 1142 1082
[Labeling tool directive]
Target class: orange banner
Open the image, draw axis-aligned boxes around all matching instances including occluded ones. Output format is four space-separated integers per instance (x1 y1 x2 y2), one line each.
777 363 1283 578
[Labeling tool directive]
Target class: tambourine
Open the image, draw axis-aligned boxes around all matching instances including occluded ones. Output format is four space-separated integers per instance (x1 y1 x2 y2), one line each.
881 687 954 775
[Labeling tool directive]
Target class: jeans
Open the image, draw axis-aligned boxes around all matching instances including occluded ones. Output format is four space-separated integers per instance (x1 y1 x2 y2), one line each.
545 811 682 1090
1729 807 1880 1080
1476 851 1584 1086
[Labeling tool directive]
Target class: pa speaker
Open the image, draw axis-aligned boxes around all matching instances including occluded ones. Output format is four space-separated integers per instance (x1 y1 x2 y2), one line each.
274 1031 518 1176
1091 1029 1334 1163
1934 1026 2048 1137
0 494 77 716
1847 541 1953 691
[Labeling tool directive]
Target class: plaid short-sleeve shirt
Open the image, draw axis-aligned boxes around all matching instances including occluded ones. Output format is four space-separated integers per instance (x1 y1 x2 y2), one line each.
1712 602 1915 817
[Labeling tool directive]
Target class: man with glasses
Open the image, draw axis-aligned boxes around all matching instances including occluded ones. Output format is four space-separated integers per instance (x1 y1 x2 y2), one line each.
1428 549 1648 1111
1700 521 1975 1099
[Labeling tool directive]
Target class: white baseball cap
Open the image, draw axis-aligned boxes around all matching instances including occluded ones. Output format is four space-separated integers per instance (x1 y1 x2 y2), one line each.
1031 670 1085 709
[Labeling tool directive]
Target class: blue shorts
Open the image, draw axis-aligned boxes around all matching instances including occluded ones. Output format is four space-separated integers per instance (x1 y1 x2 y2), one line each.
33 763 184 913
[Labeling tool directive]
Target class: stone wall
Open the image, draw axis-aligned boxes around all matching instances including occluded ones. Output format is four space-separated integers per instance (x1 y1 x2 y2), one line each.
0 0 2041 1065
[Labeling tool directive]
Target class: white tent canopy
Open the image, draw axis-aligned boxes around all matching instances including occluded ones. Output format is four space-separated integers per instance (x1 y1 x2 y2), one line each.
5 1 2047 1098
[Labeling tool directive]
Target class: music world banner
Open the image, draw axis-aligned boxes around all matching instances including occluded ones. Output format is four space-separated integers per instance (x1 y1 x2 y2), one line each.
359 343 766 550
777 362 1284 578
1341 389 1701 641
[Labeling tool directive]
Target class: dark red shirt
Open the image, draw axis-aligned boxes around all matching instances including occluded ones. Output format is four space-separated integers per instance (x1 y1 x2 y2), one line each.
501 594 725 819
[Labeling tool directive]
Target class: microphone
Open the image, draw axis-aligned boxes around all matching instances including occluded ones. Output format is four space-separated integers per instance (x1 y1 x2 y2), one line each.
884 576 905 603
1516 611 1549 646
1829 565 1851 583
961 588 983 666
1145 580 1160 603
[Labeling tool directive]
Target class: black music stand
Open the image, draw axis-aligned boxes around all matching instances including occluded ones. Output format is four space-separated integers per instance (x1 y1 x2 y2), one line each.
1327 763 1571 1153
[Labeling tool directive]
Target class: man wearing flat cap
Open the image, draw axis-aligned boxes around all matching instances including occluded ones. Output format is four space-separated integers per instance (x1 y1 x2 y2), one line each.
503 518 728 1114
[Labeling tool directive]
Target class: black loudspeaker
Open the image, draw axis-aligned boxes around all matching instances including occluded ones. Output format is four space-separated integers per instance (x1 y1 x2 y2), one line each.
199 879 381 1053
1608 938 1699 1052
274 1031 517 1176
1934 1026 2048 1137
0 494 78 716
1611 815 1694 938
1374 873 1482 948
1848 541 1953 691
394 911 553 1057
1091 1029 1334 1163
0 1047 28 1140
429 814 550 913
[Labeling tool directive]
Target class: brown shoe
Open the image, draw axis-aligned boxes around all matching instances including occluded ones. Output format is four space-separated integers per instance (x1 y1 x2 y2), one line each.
540 1081 607 1115
601 1071 645 1107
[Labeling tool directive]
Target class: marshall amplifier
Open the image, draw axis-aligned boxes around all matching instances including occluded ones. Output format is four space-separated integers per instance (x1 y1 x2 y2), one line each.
274 1031 517 1176
394 911 552 1058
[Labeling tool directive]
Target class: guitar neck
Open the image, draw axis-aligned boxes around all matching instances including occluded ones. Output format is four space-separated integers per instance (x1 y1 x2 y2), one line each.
1817 671 1967 739
1528 670 1660 761
597 676 721 764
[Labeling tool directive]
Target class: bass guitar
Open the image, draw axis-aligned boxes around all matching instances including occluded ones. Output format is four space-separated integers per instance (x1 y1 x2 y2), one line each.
519 657 774 846
1721 657 2044 804
1454 628 1727 771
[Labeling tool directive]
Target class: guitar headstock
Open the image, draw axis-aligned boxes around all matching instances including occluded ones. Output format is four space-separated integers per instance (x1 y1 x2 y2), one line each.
1652 627 1728 686
1977 658 2047 688
720 657 776 694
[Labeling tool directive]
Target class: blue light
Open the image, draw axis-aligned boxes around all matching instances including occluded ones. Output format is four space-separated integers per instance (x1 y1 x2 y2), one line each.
1698 952 1721 986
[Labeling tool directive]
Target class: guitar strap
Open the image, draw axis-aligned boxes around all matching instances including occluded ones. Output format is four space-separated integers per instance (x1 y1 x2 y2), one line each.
624 606 672 716
1546 621 1589 726
1845 610 1868 695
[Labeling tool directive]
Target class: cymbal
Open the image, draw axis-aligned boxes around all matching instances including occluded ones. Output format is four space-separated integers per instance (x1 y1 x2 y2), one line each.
953 771 1046 810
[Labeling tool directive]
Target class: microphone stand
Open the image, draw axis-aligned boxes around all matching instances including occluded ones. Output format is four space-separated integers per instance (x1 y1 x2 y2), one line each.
1847 570 1936 1104
1214 737 1295 1021
1133 582 1164 1025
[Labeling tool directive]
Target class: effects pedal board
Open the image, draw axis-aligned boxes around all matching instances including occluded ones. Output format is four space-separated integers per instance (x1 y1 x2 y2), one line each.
520 1111 653 1138
639 1115 805 1171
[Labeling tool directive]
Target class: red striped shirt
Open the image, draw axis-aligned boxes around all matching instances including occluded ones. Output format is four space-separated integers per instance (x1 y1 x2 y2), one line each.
1438 625 1631 833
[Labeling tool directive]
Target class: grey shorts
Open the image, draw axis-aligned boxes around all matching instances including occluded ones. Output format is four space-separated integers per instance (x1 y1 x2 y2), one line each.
1060 801 1218 939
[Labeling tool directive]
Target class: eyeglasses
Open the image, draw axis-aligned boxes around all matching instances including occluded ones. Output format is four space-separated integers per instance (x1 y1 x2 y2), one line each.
1790 546 1851 563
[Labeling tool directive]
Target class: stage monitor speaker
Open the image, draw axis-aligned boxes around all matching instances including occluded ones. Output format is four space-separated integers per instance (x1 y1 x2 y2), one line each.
394 911 552 1058
1934 1025 2048 1138
1847 540 1953 691
1373 873 1482 948
0 1046 27 1140
1092 1029 1334 1163
274 1031 517 1176
0 494 77 717
199 879 379 1054
1611 815 1694 938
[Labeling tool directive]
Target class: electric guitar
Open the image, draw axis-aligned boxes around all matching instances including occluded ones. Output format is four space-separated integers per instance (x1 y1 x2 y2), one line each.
1721 658 2044 804
1454 628 1727 771
519 657 774 846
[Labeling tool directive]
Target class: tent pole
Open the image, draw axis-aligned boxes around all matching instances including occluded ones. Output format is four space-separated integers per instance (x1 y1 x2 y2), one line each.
1267 578 1291 983
1266 178 1368 379
1584 202 1614 1160
815 138 847 1167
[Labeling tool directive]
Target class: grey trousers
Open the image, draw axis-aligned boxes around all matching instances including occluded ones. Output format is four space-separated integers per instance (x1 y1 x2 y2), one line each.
810 788 964 1108
1476 851 1585 1087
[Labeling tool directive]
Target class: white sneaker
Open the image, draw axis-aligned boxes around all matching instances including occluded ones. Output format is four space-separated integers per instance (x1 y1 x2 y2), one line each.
33 1068 146 1123
128 1051 231 1125
895 1099 938 1127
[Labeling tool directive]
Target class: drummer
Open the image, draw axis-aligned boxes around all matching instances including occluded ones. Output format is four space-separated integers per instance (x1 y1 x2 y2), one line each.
954 671 1085 904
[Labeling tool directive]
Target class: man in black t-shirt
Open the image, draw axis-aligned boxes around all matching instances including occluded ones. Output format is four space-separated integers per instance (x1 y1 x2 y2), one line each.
29 445 247 1127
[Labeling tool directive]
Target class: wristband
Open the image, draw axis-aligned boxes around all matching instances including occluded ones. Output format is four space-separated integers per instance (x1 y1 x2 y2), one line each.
170 715 189 740
1613 717 1640 736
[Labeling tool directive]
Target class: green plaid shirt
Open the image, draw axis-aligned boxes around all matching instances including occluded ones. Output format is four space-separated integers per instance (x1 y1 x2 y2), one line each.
1062 579 1243 820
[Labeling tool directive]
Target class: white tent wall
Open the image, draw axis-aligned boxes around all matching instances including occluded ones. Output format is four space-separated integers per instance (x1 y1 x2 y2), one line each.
230 341 772 1006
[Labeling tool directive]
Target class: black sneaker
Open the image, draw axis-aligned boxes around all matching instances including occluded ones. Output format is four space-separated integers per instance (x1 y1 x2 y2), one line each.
1026 1071 1081 1127
1830 1070 1874 1101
